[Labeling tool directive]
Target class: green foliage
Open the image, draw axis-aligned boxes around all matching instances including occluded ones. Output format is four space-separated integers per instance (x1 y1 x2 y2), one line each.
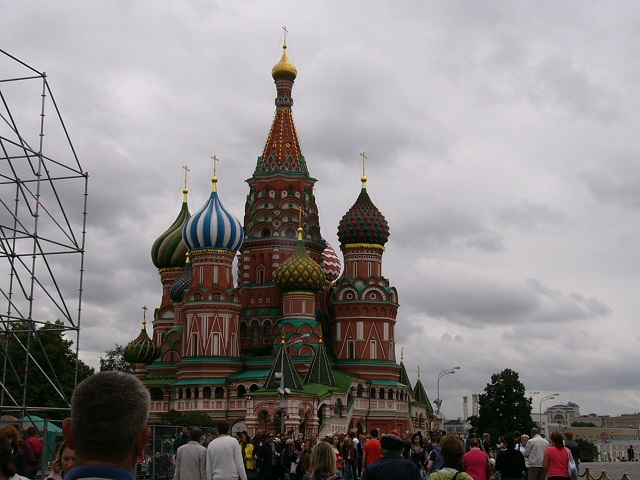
0 321 94 419
99 344 132 373
571 421 597 427
469 368 534 442
576 438 598 462
159 409 216 428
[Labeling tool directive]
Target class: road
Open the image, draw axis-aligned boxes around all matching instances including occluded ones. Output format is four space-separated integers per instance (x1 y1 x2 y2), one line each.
580 462 640 479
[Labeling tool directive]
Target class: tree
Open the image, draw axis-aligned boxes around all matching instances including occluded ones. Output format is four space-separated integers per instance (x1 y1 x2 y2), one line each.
0 321 94 419
470 368 534 442
576 438 598 462
99 344 132 373
571 421 597 428
159 409 216 428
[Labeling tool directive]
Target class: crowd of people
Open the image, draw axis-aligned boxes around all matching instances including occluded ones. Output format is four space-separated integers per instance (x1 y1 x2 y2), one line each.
167 424 583 480
1 372 580 480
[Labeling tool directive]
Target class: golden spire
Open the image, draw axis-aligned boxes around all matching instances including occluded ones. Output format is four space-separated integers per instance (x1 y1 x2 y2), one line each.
281 333 286 344
272 28 298 82
182 165 190 202
298 207 304 240
211 155 219 192
360 151 368 188
142 306 148 329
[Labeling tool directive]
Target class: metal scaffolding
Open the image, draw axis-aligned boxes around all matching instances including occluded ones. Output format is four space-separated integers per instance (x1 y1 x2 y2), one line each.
0 49 88 417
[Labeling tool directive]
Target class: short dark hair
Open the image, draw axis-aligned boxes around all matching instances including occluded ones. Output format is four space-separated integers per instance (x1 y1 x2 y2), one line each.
217 420 230 435
371 429 379 438
504 435 515 449
70 371 150 463
190 428 203 441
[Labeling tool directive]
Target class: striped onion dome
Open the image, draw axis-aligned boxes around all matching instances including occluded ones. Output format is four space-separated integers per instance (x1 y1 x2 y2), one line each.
151 189 190 269
183 177 243 252
322 242 341 282
337 178 389 247
124 319 160 365
274 228 325 292
169 254 192 303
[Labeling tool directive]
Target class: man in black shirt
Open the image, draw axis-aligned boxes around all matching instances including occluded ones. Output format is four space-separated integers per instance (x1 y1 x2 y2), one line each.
363 434 420 480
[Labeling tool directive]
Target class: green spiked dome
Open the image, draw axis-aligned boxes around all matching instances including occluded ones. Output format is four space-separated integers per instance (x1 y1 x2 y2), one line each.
337 177 389 247
124 318 160 365
151 189 191 269
274 228 325 292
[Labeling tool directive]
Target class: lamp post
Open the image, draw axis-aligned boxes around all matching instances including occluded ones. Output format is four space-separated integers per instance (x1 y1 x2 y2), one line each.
275 334 309 433
539 393 559 436
434 366 461 416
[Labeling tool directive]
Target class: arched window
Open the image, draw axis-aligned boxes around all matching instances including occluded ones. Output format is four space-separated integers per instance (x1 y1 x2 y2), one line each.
194 387 199 399
357 384 363 398
261 228 271 238
388 388 394 399
186 388 192 399
150 388 163 401
240 321 247 338
203 387 212 399
215 387 224 399
250 384 259 392
251 321 259 345
379 388 385 399
178 388 183 399
370 388 376 399
237 385 247 398
264 320 272 337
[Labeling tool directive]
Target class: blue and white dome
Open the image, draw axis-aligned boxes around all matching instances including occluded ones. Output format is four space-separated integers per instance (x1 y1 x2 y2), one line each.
183 178 244 252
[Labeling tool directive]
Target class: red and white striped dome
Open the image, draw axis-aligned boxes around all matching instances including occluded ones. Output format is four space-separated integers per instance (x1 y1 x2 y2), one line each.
322 242 342 282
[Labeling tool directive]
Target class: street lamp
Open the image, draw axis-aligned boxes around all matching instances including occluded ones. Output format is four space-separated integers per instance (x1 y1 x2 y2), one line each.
275 334 309 433
539 393 559 436
434 366 461 415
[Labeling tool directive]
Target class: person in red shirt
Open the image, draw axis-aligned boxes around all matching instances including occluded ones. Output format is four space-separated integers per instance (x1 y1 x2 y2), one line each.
361 429 381 476
25 427 43 480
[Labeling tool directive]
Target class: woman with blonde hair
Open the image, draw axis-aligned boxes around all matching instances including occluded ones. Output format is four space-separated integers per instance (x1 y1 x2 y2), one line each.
44 442 76 480
302 442 339 480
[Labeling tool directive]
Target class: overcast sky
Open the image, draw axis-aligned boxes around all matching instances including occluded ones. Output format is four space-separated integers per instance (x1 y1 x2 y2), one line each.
3 1 640 421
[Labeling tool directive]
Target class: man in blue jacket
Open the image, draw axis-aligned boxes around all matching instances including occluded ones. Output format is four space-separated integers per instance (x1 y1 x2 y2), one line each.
363 433 420 480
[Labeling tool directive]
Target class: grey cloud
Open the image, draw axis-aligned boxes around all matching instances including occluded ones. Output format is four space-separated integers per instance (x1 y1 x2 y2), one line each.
492 199 565 232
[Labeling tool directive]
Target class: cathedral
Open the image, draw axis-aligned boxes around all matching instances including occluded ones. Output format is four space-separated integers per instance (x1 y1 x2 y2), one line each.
124 41 434 437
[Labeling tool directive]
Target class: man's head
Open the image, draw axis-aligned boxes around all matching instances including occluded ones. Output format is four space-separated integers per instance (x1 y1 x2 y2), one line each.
190 428 203 442
531 427 540 437
181 426 190 436
62 371 151 469
26 426 38 437
380 434 403 456
371 429 379 439
217 420 230 436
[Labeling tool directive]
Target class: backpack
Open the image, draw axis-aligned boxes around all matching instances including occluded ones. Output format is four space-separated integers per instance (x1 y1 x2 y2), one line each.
429 446 444 473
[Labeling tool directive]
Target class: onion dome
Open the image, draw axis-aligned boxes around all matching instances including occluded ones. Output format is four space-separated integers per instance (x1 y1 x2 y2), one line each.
337 176 389 247
183 176 243 252
169 254 192 303
322 242 341 282
124 312 160 365
271 44 297 82
151 189 190 269
274 228 325 292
